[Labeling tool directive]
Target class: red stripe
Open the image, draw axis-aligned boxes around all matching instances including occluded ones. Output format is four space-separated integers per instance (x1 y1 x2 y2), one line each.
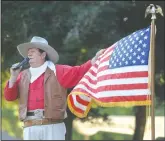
97 83 148 91
88 68 97 76
77 81 96 93
69 95 84 114
72 89 93 97
87 68 148 82
77 79 148 93
100 55 111 64
103 45 115 55
72 89 150 102
93 63 98 69
99 46 115 63
83 75 97 85
97 46 114 64
97 95 151 102
98 71 148 80
76 95 90 106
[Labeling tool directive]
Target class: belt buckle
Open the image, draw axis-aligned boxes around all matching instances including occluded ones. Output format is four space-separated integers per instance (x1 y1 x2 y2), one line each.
37 119 43 125
34 110 43 118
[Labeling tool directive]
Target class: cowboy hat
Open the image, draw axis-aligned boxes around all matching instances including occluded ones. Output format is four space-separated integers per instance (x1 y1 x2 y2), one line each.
17 36 59 63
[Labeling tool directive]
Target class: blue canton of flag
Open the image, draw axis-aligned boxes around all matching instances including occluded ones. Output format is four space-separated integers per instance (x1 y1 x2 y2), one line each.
109 26 150 69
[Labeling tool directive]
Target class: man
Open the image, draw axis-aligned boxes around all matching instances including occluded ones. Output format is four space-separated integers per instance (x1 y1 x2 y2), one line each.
4 36 103 140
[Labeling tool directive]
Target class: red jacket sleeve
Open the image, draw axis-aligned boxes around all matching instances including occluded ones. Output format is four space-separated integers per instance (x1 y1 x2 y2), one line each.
56 60 92 88
4 73 22 101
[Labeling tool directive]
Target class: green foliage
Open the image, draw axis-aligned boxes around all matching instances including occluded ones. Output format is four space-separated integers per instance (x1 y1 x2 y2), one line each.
1 71 23 139
72 128 132 140
1 1 164 139
90 131 132 140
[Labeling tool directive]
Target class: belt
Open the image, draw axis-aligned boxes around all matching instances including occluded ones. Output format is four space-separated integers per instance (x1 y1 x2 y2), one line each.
27 111 44 116
23 119 64 128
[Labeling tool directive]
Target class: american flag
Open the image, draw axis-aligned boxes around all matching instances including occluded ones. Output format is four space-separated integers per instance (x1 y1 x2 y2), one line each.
67 26 151 118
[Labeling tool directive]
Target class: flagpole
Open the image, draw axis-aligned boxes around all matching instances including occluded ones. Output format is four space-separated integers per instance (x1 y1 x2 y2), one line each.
145 4 163 140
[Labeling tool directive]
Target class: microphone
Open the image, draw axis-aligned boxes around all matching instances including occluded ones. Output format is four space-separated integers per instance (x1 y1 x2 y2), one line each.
12 57 30 70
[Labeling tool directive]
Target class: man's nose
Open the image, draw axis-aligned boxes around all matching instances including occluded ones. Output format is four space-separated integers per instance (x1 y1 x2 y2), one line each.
28 53 32 57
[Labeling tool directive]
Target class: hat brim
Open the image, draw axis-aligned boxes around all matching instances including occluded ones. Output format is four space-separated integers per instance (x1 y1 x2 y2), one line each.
17 42 59 64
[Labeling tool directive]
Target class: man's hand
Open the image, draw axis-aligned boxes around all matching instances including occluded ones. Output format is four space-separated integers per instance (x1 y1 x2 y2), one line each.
9 63 22 88
91 49 105 65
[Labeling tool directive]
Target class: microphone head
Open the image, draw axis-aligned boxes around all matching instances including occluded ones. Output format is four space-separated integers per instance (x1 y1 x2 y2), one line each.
12 57 30 70
23 57 30 62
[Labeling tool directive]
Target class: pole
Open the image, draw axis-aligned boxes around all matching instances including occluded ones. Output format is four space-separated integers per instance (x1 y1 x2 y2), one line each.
145 4 163 140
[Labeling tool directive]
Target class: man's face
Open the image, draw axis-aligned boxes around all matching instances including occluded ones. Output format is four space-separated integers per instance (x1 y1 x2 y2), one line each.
28 48 46 68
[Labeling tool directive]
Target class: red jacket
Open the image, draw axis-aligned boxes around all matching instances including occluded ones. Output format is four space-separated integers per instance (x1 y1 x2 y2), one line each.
4 60 91 102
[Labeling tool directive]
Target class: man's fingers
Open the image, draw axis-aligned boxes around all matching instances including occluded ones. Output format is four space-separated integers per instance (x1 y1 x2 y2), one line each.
96 49 105 57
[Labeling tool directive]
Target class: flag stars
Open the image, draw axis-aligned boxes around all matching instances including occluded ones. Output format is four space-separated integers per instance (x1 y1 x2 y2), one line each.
109 27 150 69
125 61 128 65
141 51 145 56
133 52 136 56
137 48 141 51
133 34 137 37
134 44 138 48
122 57 125 61
137 55 141 60
146 28 150 32
127 45 130 49
129 56 132 60
129 38 133 41
118 51 121 55
143 43 147 48
144 36 148 40
141 60 145 64
136 37 139 40
132 60 136 64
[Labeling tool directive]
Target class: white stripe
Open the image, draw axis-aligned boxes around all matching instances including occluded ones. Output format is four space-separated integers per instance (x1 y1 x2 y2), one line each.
74 84 150 98
97 77 148 87
98 65 148 77
72 95 87 110
90 66 97 74
99 60 109 68
79 94 91 102
79 75 148 90
74 84 96 95
84 71 97 81
100 50 113 62
96 89 151 98
95 60 99 65
103 44 115 55
80 77 97 89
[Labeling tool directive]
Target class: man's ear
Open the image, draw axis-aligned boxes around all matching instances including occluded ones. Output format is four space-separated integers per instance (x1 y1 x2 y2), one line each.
42 52 47 59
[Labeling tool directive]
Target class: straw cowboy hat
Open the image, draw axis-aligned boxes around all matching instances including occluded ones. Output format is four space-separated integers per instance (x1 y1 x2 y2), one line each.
17 36 59 63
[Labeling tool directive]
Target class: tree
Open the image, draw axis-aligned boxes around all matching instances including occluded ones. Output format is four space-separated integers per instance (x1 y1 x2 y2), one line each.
2 1 164 140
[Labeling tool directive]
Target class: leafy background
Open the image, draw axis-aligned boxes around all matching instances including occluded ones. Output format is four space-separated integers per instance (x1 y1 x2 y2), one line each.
1 1 164 140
